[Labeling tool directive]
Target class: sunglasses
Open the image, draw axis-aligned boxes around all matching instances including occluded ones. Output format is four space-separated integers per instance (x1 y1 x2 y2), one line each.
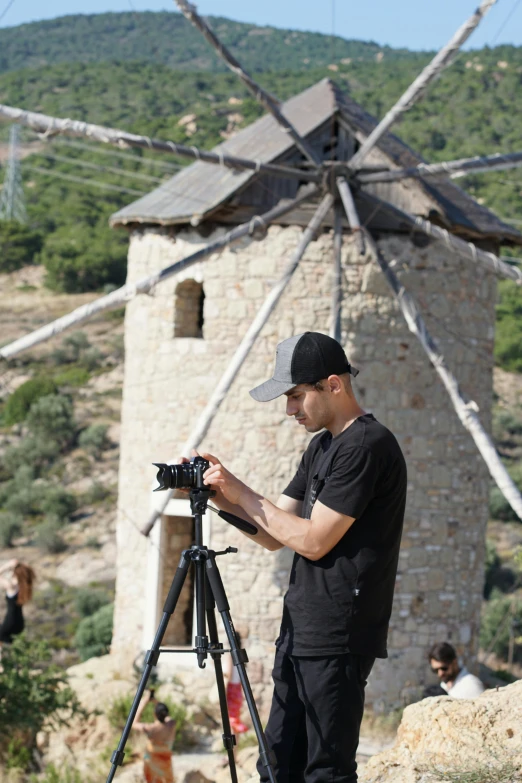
431 665 449 674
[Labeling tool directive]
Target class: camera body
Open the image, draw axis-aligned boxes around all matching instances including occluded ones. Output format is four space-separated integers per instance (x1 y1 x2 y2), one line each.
154 455 210 491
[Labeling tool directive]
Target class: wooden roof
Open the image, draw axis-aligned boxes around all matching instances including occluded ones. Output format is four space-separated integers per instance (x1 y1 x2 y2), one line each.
110 78 521 245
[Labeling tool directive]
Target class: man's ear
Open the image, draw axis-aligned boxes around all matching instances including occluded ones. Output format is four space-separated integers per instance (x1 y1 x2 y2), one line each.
327 375 343 393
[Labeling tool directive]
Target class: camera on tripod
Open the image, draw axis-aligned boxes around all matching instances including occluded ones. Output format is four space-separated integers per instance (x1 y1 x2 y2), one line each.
153 455 210 491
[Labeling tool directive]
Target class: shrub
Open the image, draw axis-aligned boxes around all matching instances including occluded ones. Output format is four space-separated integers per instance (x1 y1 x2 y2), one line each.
41 223 127 293
3 436 61 475
41 487 77 521
26 394 76 447
107 693 188 749
75 588 111 619
480 591 522 660
35 516 68 554
79 424 109 456
30 764 87 783
0 220 43 273
74 602 113 661
0 634 85 747
4 377 57 426
82 481 109 505
54 366 91 387
495 279 522 372
5 737 32 770
0 513 22 547
489 486 519 522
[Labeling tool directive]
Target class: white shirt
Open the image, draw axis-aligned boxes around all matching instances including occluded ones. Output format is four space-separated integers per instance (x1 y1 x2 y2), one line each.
441 666 485 698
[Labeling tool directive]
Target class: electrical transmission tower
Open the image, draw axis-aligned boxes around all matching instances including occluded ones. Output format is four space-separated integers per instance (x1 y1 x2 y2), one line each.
0 124 27 223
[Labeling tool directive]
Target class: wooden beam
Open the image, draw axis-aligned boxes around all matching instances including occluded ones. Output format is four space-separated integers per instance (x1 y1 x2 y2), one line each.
363 192 522 285
0 185 320 361
0 103 320 183
142 191 335 536
349 0 497 170
337 177 366 255
357 150 522 184
363 228 522 521
173 0 322 168
330 202 343 343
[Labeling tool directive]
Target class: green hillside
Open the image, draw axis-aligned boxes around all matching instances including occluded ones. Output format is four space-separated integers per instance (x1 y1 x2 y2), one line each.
0 11 421 75
0 26 521 364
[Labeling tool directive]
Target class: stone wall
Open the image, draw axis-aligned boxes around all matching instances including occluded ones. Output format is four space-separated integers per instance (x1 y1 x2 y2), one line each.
112 222 496 713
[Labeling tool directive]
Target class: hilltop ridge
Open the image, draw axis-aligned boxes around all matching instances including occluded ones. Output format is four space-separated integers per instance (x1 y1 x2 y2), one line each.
0 10 423 74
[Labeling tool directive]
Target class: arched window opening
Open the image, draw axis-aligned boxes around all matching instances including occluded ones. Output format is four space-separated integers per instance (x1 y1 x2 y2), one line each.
174 280 205 338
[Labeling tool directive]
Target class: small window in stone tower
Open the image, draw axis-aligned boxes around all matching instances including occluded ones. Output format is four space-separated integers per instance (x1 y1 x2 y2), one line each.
174 280 205 338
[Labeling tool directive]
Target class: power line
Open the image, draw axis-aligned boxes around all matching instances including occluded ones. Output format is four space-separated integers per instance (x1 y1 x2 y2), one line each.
49 138 183 172
24 165 147 197
35 151 166 184
0 0 16 24
491 0 522 44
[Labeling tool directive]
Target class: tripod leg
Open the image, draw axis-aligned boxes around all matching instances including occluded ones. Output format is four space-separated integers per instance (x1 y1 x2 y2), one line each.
194 551 209 668
206 556 278 783
205 578 239 783
105 549 192 783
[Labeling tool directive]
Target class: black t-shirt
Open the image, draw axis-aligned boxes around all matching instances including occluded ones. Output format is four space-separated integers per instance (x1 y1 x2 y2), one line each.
278 413 407 658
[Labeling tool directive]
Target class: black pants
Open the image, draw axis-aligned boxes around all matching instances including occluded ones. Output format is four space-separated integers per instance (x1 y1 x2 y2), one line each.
257 649 375 783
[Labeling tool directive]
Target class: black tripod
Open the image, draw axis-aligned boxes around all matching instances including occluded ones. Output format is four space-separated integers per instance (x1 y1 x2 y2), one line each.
105 484 278 783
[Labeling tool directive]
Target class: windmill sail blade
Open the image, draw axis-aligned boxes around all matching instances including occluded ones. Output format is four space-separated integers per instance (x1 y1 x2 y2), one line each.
142 192 335 536
174 0 321 167
364 193 522 285
0 185 319 362
0 103 319 182
358 150 522 184
336 177 366 255
349 0 497 170
330 202 343 343
362 229 522 521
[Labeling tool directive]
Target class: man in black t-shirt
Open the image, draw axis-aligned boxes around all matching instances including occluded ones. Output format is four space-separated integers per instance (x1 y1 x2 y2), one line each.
201 332 407 783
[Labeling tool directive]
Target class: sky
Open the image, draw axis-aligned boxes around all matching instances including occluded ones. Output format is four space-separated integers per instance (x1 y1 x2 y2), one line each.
1 0 522 50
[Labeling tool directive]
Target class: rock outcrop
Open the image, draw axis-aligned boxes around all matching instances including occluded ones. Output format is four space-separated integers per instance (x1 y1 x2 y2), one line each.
360 681 522 782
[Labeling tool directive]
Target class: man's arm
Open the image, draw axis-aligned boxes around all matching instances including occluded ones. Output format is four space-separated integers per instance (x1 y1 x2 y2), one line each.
203 454 355 560
212 492 299 552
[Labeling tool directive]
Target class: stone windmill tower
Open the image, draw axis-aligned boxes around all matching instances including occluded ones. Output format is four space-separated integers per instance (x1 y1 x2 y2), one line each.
2 0 522 713
105 73 520 709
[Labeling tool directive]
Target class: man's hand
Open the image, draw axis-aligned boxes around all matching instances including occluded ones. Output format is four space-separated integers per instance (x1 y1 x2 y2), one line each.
201 452 247 506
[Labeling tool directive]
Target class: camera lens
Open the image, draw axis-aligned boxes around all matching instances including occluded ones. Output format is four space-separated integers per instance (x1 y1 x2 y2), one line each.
153 462 196 491
169 463 196 489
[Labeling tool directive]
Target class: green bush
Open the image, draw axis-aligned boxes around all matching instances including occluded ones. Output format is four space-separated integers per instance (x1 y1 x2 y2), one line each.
35 516 68 554
26 394 76 447
29 764 87 783
5 737 32 770
75 588 111 619
107 693 188 749
0 513 22 547
495 280 522 373
41 487 77 521
0 634 85 749
79 424 109 456
0 220 43 273
54 366 91 387
480 591 522 660
4 377 57 426
489 486 519 522
41 224 127 293
82 481 110 505
3 436 61 475
74 602 114 661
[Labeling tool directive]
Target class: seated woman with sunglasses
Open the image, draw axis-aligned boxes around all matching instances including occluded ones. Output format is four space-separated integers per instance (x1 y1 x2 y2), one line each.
426 641 485 699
